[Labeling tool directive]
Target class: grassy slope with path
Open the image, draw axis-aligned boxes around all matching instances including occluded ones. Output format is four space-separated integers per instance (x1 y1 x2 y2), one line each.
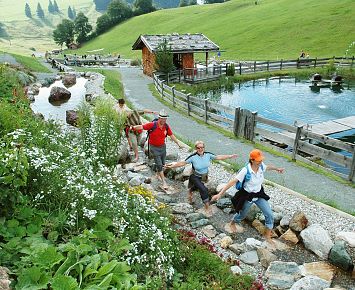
0 0 99 55
77 0 355 60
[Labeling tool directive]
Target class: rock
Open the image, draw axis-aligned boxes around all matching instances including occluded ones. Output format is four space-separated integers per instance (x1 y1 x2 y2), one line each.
186 212 205 222
129 175 146 186
336 231 355 247
182 165 192 177
245 204 261 221
299 262 336 283
329 240 354 271
274 211 284 225
280 214 292 227
217 183 236 198
275 225 286 236
220 236 233 249
280 229 299 244
244 238 263 251
290 275 330 290
205 180 218 196
216 197 232 209
223 208 235 214
62 74 77 87
265 261 302 290
191 219 209 228
171 203 194 214
230 265 243 275
0 267 11 290
273 205 283 213
118 142 131 164
66 110 79 126
229 243 246 255
166 152 178 161
48 86 71 104
262 239 291 252
155 194 173 204
257 248 277 268
201 225 217 238
289 211 309 232
300 224 334 260
127 171 139 180
239 250 259 265
252 219 277 237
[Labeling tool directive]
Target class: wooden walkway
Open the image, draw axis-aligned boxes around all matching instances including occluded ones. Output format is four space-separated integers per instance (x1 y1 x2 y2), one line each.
309 116 355 135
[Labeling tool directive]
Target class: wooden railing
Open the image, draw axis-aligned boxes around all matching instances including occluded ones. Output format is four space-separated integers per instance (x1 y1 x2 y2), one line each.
153 74 355 181
161 56 354 84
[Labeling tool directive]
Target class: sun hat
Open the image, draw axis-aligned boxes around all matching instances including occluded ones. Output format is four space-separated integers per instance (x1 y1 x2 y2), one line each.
158 109 169 119
249 149 264 162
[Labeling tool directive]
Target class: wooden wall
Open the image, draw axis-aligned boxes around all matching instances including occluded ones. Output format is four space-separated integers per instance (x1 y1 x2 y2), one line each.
182 53 194 69
142 46 156 76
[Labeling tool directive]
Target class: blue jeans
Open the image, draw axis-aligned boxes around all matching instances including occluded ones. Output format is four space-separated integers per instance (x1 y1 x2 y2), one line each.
232 197 274 229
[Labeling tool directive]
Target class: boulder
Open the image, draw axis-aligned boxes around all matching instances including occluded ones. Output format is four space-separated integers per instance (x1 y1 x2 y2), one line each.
289 211 309 232
336 231 355 247
239 250 259 265
201 225 217 238
62 74 77 87
66 110 79 126
300 224 333 260
49 86 71 104
257 247 277 268
280 229 299 244
290 275 330 290
0 267 11 290
265 261 302 290
220 236 233 249
329 240 354 271
299 261 336 283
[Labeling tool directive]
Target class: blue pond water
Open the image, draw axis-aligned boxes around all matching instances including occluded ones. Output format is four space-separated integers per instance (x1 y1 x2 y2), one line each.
199 77 355 174
202 77 355 126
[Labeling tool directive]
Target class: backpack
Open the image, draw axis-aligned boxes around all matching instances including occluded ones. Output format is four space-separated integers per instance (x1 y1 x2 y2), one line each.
235 163 264 190
146 119 170 153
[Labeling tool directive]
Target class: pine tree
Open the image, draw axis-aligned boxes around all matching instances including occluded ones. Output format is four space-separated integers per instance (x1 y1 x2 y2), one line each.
68 6 74 20
37 2 45 19
53 0 59 12
72 7 77 19
48 0 54 13
25 3 32 18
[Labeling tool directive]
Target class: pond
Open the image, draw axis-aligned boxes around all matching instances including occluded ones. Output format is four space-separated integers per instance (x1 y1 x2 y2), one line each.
30 77 88 124
198 77 355 174
201 77 355 126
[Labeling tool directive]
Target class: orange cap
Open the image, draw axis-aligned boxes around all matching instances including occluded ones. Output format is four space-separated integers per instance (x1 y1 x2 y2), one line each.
249 149 264 162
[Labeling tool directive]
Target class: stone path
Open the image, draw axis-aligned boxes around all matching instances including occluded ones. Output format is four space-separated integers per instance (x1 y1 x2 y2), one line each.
116 66 355 214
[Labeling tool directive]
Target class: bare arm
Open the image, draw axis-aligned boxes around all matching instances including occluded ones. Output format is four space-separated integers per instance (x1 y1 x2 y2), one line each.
169 134 182 148
215 154 238 161
211 177 238 201
266 164 284 173
142 109 158 114
164 160 188 169
132 124 144 131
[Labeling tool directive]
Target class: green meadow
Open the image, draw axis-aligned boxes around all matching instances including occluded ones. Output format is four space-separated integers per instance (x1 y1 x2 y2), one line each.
0 0 99 55
77 0 355 60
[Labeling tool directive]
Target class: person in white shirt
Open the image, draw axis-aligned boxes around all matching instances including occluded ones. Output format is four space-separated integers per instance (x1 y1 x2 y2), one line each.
212 149 284 242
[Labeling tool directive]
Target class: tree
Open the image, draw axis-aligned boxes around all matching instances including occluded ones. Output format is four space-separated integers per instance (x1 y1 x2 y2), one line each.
53 19 74 48
155 39 175 77
68 6 74 19
36 3 45 19
95 14 112 34
48 0 54 13
74 12 92 44
53 0 59 12
189 0 197 5
107 0 132 25
25 3 32 18
179 0 188 7
0 22 7 37
72 7 77 19
93 0 112 11
133 0 156 16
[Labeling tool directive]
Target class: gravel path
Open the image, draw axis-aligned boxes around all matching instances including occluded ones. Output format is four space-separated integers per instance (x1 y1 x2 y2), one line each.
117 66 355 214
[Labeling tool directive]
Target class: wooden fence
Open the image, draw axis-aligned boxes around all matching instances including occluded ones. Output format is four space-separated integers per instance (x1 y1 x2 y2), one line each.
163 56 354 84
153 74 355 181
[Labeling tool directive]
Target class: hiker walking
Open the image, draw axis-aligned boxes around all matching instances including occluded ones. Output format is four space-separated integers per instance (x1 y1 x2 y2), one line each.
116 98 157 162
211 149 284 242
165 140 237 215
132 109 182 190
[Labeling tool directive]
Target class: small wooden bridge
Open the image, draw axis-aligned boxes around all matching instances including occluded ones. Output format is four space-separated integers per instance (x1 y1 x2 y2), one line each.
309 116 355 135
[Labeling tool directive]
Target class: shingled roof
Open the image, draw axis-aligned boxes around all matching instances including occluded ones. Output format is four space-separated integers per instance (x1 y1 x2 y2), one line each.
132 33 219 53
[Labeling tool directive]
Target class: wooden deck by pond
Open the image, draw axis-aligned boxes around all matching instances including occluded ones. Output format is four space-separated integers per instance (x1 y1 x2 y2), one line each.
310 116 355 135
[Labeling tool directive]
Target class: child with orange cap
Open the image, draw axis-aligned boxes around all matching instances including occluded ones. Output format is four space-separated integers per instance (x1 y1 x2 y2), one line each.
212 149 284 242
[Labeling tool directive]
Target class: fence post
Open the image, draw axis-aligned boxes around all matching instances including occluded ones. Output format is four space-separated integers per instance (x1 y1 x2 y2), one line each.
267 60 269 71
280 59 283 70
161 80 165 98
297 58 300 69
239 62 242 75
254 61 256 72
233 107 241 137
292 125 303 161
314 57 317 68
349 148 355 181
179 69 181 82
204 98 209 123
167 73 170 84
187 93 191 116
251 111 258 142
172 86 176 107
352 56 354 67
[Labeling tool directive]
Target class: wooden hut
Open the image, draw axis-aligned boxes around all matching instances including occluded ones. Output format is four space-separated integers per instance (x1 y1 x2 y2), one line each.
132 33 220 76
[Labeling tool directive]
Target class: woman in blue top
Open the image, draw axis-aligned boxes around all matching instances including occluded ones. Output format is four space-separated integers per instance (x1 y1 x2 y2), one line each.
165 140 237 215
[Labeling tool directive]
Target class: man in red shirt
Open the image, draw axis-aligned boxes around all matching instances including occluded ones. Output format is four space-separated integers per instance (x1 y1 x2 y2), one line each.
132 109 182 190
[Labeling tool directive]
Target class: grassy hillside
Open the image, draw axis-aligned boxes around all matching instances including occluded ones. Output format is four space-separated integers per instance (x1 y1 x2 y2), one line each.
0 0 100 55
77 0 355 60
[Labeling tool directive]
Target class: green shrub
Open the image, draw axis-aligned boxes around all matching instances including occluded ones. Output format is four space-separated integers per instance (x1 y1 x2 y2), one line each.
130 58 142 66
226 63 236 76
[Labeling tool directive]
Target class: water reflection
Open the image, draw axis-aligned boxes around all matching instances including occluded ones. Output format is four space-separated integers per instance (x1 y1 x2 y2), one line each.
31 78 87 124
